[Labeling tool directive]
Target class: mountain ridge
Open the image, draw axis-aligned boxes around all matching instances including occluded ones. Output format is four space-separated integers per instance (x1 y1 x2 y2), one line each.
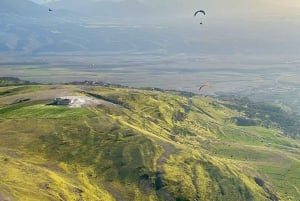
0 0 49 17
47 0 150 18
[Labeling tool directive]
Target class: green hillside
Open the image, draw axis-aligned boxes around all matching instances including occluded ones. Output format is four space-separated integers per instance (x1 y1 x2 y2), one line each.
0 84 299 201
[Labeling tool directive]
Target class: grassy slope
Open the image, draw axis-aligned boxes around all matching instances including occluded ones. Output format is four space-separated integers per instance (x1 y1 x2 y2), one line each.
0 85 299 201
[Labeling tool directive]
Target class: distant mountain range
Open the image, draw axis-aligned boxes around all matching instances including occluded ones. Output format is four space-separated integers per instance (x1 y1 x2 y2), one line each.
1 0 299 56
0 0 46 16
47 0 151 18
0 0 195 55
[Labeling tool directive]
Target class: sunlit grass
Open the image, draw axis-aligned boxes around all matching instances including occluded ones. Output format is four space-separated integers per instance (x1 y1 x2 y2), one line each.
0 104 95 119
0 85 299 200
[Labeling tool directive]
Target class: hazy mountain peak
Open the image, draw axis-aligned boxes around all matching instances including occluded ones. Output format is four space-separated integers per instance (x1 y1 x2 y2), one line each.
45 0 149 17
0 0 47 16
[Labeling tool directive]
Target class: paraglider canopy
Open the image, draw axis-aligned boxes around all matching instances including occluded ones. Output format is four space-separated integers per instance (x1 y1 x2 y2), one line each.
194 10 206 25
198 83 209 91
194 10 206 16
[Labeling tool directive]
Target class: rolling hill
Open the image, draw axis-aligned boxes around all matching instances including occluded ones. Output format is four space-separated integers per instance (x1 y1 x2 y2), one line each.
0 81 299 201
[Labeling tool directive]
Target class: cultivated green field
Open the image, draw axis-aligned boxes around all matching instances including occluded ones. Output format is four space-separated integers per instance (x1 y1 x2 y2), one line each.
0 84 299 201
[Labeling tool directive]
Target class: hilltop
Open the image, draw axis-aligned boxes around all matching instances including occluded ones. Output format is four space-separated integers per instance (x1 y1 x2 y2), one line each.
0 77 36 87
0 84 299 201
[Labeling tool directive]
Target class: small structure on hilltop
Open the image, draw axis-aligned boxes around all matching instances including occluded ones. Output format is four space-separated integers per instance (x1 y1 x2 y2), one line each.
52 97 71 106
48 96 107 108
